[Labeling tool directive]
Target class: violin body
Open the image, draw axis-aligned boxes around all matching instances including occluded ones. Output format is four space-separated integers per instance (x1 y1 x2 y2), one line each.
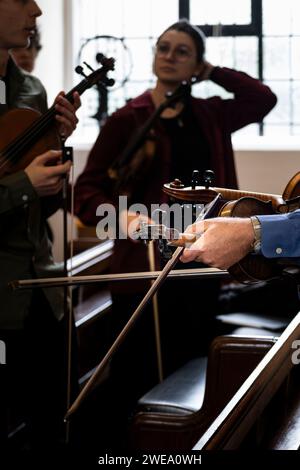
219 197 283 283
0 108 61 178
282 171 300 200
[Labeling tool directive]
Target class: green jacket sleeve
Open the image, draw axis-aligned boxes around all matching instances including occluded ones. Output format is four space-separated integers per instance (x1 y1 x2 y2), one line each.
0 170 37 215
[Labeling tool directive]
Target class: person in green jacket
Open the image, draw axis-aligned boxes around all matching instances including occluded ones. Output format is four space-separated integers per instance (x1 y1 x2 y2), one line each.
0 0 80 450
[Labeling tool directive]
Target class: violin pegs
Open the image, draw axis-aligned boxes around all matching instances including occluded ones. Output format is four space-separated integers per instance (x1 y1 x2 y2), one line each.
75 65 87 78
203 170 215 189
191 170 200 189
83 61 95 73
169 178 184 189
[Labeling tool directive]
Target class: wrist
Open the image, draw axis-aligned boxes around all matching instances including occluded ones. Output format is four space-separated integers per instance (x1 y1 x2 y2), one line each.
250 216 262 254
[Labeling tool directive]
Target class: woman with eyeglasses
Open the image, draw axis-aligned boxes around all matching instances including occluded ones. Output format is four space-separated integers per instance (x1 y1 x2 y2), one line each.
74 19 277 448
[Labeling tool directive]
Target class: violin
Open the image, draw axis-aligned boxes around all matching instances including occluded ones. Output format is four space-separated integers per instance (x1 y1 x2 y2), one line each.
163 171 300 213
160 171 300 284
0 57 115 178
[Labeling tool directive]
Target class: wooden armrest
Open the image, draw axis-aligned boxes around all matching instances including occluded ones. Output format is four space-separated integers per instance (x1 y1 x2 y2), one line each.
67 240 114 276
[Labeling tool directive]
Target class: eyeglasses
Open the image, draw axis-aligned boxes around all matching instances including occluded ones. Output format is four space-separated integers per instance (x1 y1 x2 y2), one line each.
155 42 195 62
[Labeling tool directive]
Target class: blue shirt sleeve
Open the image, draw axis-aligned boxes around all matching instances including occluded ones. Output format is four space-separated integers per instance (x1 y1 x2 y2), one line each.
257 209 300 260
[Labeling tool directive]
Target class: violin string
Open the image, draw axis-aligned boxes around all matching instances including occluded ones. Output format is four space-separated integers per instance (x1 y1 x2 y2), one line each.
2 84 82 161
0 107 55 173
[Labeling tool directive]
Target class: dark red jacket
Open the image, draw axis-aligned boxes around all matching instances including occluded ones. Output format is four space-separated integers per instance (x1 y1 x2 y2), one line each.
75 67 277 290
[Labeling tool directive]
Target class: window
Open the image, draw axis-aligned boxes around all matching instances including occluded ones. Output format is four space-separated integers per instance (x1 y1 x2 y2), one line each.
190 0 252 26
263 0 300 135
72 0 178 141
71 0 300 140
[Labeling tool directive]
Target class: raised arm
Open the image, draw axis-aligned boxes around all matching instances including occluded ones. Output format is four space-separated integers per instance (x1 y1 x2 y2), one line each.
207 65 277 132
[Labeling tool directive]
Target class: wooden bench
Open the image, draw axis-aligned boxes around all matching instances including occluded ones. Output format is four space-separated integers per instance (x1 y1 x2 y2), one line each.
130 334 276 451
193 311 300 450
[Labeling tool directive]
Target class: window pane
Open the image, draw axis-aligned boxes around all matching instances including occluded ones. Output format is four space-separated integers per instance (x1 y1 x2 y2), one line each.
263 38 290 80
263 0 299 134
149 0 179 36
74 0 125 37
125 39 154 81
234 37 258 77
291 0 300 34
234 124 259 137
264 125 291 136
190 0 251 25
291 38 300 79
205 37 257 77
292 81 300 124
123 0 152 37
263 0 300 35
292 126 300 135
206 37 235 67
263 0 292 36
263 81 291 124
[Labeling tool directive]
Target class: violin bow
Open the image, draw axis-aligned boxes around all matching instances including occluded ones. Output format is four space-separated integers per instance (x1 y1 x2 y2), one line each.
11 266 228 290
61 58 115 442
64 193 222 419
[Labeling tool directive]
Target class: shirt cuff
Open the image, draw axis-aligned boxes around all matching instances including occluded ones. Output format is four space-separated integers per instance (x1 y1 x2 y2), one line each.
257 213 300 258
0 170 37 209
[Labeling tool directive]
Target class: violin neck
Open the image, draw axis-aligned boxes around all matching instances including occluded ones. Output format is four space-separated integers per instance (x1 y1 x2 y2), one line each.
217 187 283 206
64 76 91 103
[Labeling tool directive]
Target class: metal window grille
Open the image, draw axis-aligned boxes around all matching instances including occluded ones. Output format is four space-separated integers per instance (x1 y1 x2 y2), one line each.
73 0 299 138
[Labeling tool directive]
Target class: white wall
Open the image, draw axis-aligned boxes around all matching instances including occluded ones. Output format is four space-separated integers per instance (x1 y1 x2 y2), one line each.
236 150 300 195
233 137 300 195
33 0 64 105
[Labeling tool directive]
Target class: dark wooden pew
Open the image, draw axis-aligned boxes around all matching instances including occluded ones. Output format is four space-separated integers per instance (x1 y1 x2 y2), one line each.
193 311 300 450
130 333 277 451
